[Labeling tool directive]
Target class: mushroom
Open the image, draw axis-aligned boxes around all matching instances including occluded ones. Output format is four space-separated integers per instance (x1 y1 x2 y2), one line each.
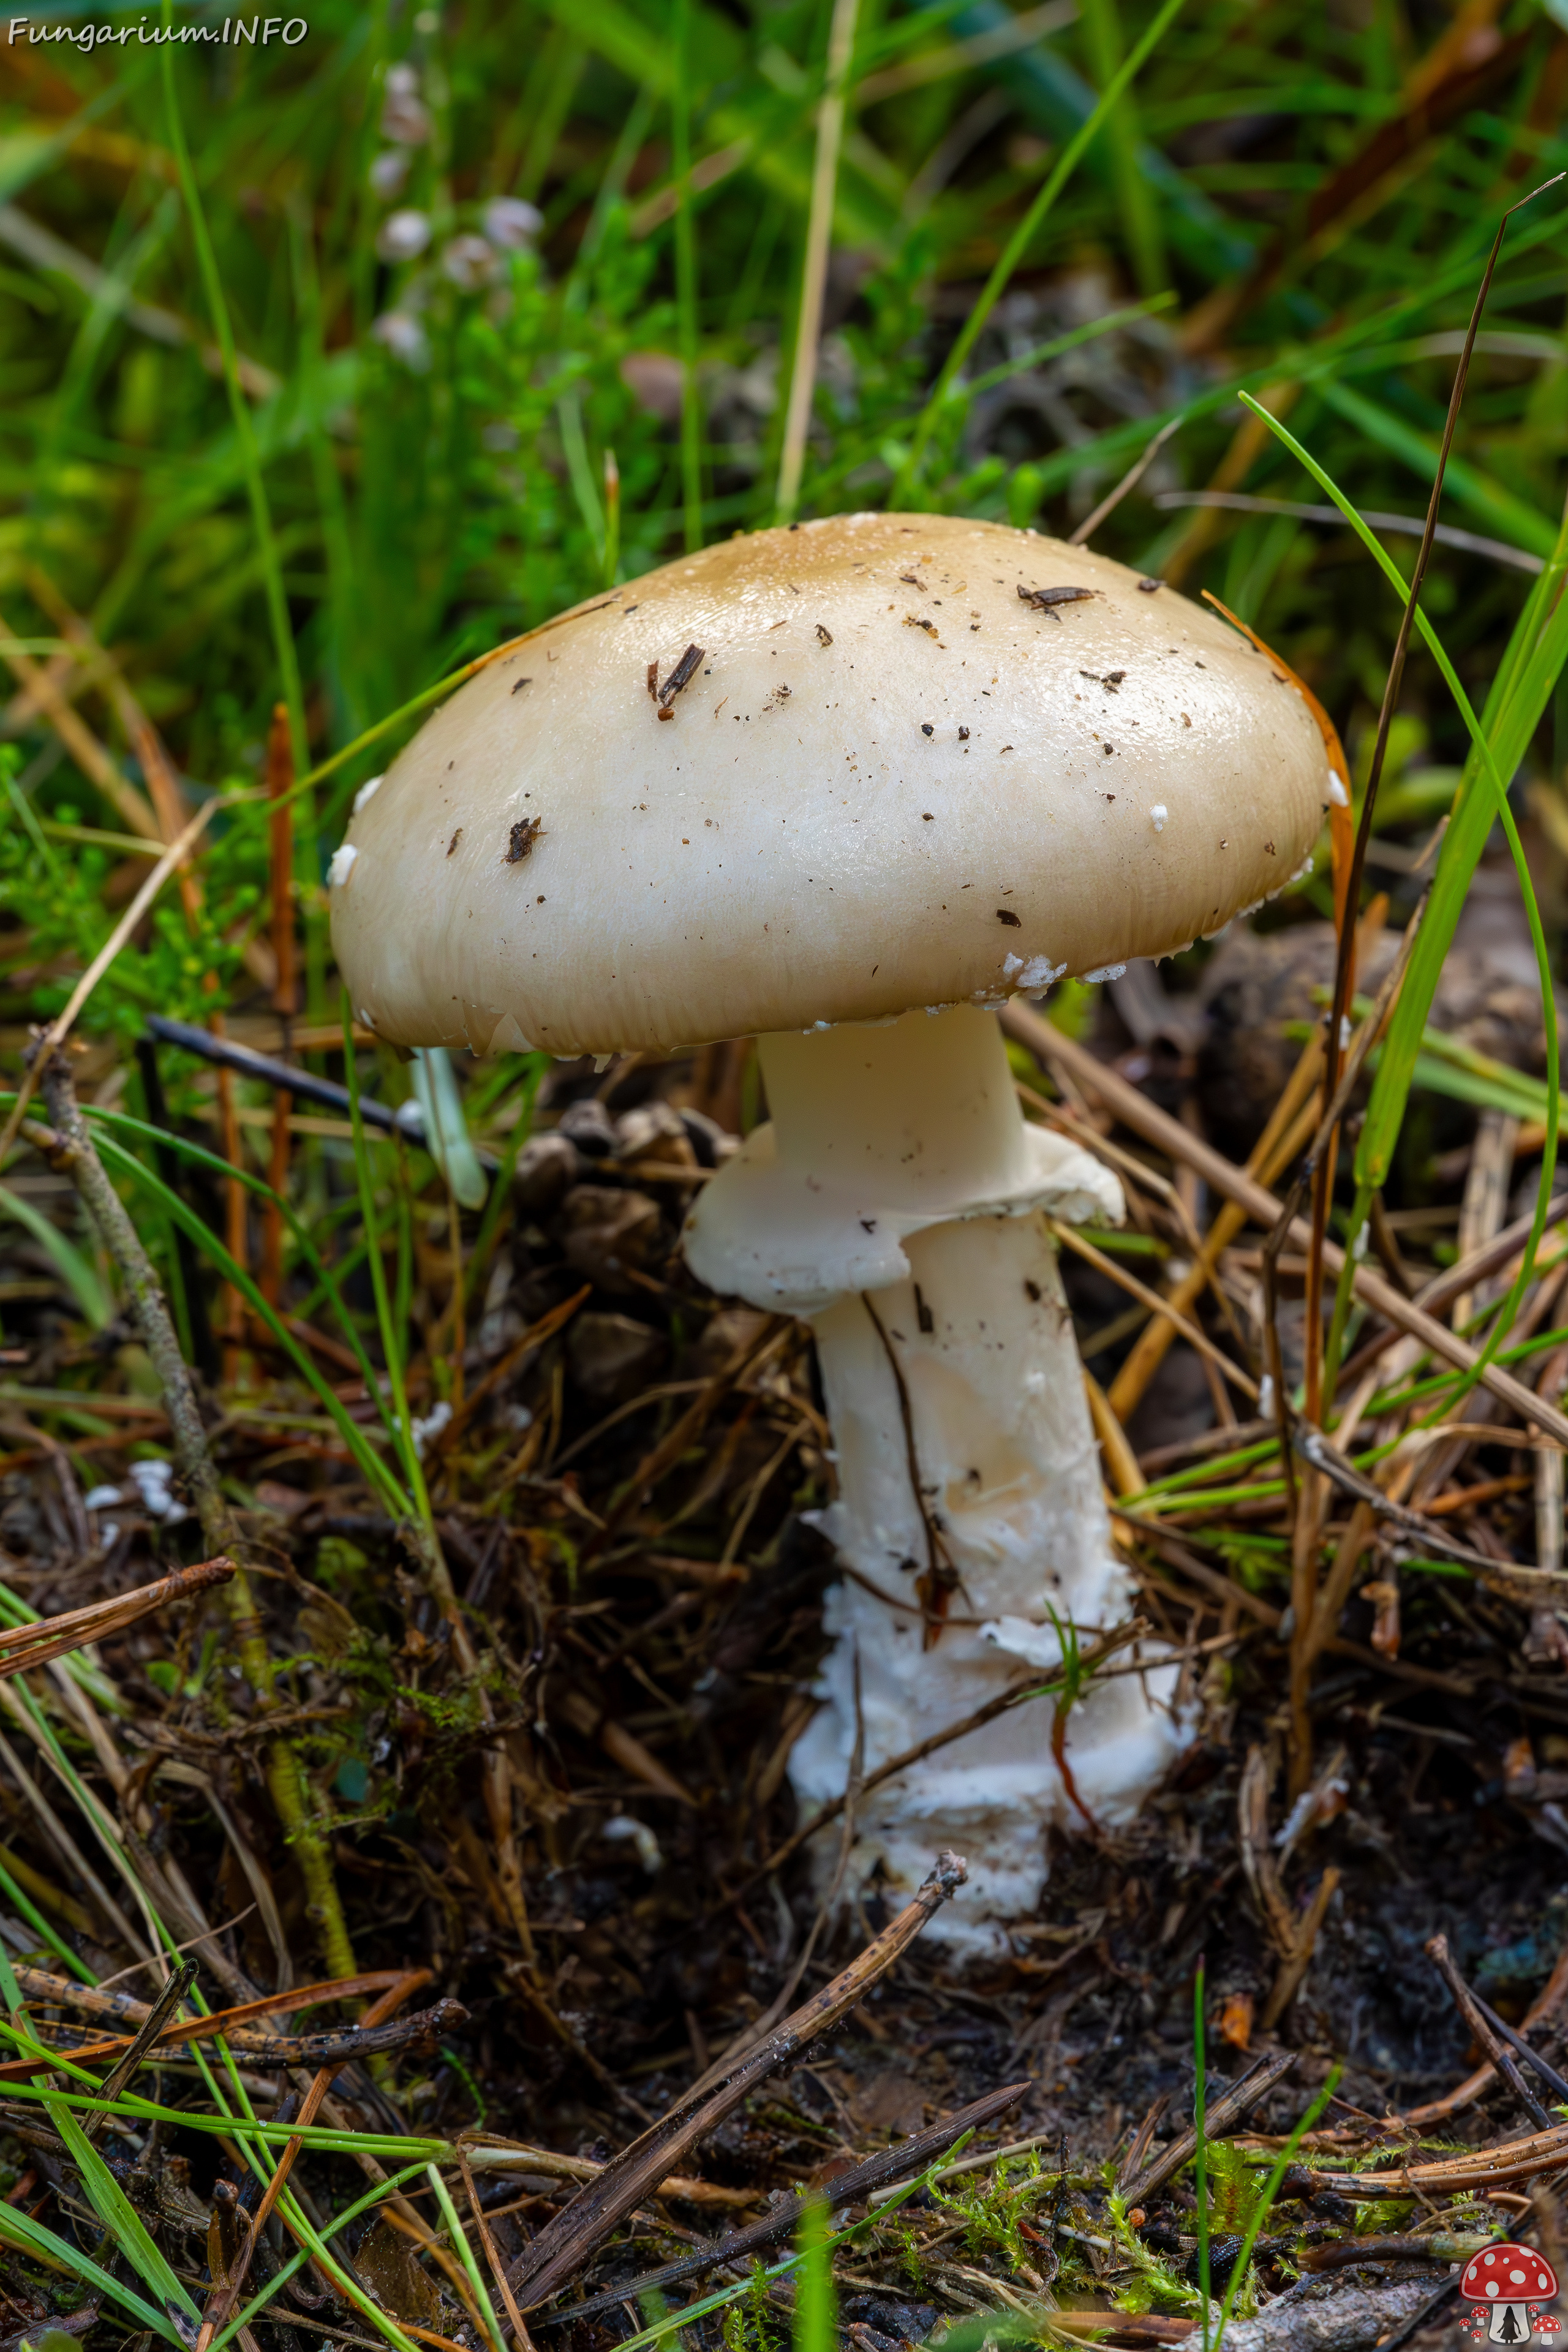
1460 2246 1559 2342
330 512 1325 1948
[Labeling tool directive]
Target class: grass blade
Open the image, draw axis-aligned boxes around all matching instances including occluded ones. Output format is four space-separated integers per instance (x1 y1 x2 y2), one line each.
0 1182 110 1328
672 0 704 550
86 1104 402 1455
343 997 431 1517
1237 394 1562 1400
793 2200 838 2352
427 2162 506 2352
1078 0 1166 297
1208 2066 1342 2351
775 0 862 522
1194 1958 1210 2352
47 2094 202 2336
1315 379 1558 560
0 2192 182 2340
156 1 305 786
85 1124 410 1515
0 1850 94 1980
466 1051 547 1308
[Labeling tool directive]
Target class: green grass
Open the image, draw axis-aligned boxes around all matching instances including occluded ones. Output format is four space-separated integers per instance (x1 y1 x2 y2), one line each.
2 0 1564 1167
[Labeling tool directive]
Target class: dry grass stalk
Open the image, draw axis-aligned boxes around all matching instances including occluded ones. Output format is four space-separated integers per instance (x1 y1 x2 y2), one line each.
0 1556 233 1680
32 1047 359 1981
1118 2047 1297 2204
1051 1218 1260 1402
1453 1107 1520 1329
740 1616 1148 1894
1425 1930 1551 2126
1404 1921 1568 2123
263 699 296 1308
0 598 160 839
1107 1031 1324 1421
1000 1002 1568 1446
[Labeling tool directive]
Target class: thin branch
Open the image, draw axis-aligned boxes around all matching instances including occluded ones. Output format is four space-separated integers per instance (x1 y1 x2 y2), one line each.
1069 417 1183 545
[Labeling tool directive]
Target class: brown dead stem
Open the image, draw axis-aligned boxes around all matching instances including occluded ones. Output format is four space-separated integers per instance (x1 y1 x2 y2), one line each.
34 1049 358 1983
1000 1003 1568 1450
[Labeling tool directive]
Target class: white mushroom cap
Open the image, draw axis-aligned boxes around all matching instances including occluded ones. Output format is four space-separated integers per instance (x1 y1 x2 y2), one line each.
330 513 1326 1058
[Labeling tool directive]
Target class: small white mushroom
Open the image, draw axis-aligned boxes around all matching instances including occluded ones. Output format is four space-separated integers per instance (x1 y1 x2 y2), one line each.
409 1399 453 1457
601 1815 663 1874
129 1458 188 1526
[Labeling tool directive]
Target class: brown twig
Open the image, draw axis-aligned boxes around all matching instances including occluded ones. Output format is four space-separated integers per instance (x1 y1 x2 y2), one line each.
733 1616 1149 1898
1308 2124 1568 2196
1107 1036 1324 1423
1050 1221 1259 1401
0 1559 233 1681
456 2144 537 2352
1262 890 1427 1693
1293 1423 1560 1581
860 1290 959 1639
1261 1868 1340 2030
1425 1932 1550 2128
998 1004 1568 1449
31 1051 358 1981
1464 1991 1568 2103
1116 2094 1171 2192
507 1853 969 2309
1069 418 1183 546
432 1285 591 1454
1119 2049 1297 2205
537 2081 1031 2327
78 1959 198 2141
584 1313 791 1555
0 1996 467 2084
1114 1512 1477 1695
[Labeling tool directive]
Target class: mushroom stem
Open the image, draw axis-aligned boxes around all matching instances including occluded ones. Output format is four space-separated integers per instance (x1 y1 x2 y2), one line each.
684 1006 1188 1948
796 1208 1183 1944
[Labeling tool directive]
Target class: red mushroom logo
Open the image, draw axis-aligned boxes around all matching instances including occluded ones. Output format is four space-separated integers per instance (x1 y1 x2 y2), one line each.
1460 2247 1559 2342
